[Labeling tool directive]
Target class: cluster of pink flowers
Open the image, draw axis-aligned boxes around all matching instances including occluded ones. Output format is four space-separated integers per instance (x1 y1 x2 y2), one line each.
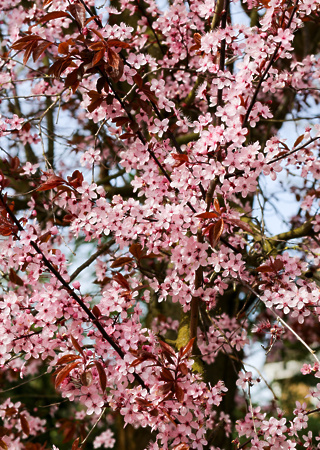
1 0 320 447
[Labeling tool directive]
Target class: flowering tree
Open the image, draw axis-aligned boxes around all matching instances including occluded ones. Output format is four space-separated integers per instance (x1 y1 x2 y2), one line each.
1 0 320 448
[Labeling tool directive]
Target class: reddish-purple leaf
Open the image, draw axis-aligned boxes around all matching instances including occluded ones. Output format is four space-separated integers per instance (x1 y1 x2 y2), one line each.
71 335 84 356
58 41 70 55
181 337 195 358
23 41 38 65
111 257 134 268
80 370 93 386
227 218 253 234
157 382 174 396
209 219 224 247
38 11 70 24
88 28 105 40
113 273 130 290
159 340 176 357
175 383 184 402
107 39 131 49
178 362 189 376
89 42 106 51
94 361 107 392
196 211 219 219
255 264 272 273
9 268 23 286
160 368 174 382
67 3 86 28
172 153 189 167
56 354 81 365
172 444 190 450
32 40 52 62
36 174 65 191
72 437 80 450
92 305 101 318
0 439 8 450
20 415 30 436
293 134 305 148
214 198 221 213
55 361 80 388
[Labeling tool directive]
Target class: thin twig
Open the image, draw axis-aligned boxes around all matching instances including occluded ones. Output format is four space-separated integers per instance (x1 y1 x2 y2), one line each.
242 281 320 365
80 407 107 447
69 241 114 282
0 372 48 394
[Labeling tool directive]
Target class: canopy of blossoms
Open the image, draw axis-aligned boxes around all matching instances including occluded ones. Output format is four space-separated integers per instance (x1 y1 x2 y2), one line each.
1 0 320 448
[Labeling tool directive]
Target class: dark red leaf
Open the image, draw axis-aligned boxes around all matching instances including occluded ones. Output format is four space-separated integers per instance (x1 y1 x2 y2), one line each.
0 439 8 450
111 116 130 127
38 11 70 24
160 368 174 382
96 77 109 94
64 68 82 93
9 268 23 286
56 354 81 365
23 41 38 65
92 305 101 318
80 370 93 386
91 49 105 66
71 335 84 356
111 257 134 268
113 273 130 290
213 198 221 213
88 28 105 40
227 218 253 234
32 40 52 62
193 33 201 44
255 264 273 273
157 382 174 396
107 48 120 69
55 361 80 388
293 134 304 148
209 219 224 247
20 415 30 436
181 337 195 358
94 361 107 392
129 243 145 259
12 34 43 50
67 170 83 189
196 211 219 219
178 362 188 376
135 398 153 407
133 73 144 89
5 407 17 417
89 42 106 51
141 87 158 104
67 3 86 28
58 42 70 55
159 340 176 357
107 53 124 83
87 98 104 113
172 444 190 450
120 133 135 140
36 174 65 191
172 153 189 167
272 260 284 272
72 437 80 450
175 383 184 402
107 39 131 49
